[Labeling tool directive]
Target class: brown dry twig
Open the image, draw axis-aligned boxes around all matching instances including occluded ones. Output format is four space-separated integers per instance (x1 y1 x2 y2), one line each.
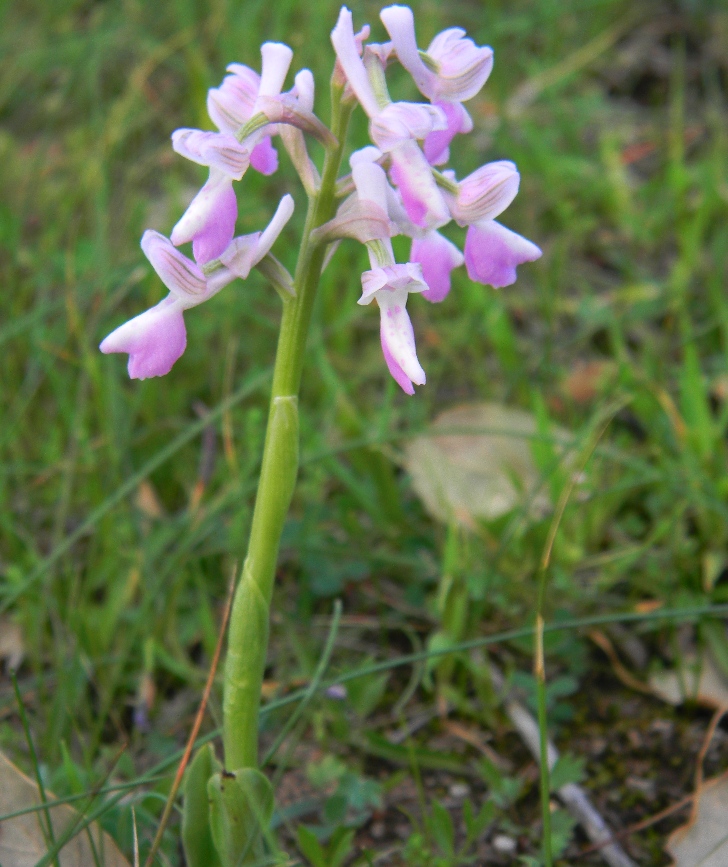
143 565 236 867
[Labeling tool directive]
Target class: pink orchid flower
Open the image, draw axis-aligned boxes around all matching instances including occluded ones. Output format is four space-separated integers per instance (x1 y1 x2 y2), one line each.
350 152 429 394
380 5 493 166
100 196 294 379
441 162 542 288
331 7 450 230
170 43 294 264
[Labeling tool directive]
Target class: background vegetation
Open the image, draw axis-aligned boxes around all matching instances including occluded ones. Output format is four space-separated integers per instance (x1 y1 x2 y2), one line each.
1 0 727 863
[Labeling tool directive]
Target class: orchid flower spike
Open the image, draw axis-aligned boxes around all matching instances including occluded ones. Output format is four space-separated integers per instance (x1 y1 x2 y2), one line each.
350 152 429 394
331 7 450 230
380 5 492 165
101 196 294 379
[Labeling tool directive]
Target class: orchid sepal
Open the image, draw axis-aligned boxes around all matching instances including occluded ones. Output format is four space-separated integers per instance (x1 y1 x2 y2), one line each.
446 161 520 226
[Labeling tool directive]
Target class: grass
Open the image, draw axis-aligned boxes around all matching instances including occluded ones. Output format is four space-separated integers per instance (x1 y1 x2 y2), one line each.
1 0 728 863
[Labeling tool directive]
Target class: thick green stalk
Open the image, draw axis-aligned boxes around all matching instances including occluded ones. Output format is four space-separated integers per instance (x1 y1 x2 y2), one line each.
223 84 352 771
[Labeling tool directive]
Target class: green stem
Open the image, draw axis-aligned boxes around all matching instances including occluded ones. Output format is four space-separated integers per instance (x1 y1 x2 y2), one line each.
534 612 553 867
223 84 352 772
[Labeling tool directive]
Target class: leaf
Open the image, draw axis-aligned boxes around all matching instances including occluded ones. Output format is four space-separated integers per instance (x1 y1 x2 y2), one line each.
463 798 495 843
328 827 356 867
429 801 455 857
0 749 129 867
403 402 571 528
208 767 275 867
549 753 586 791
345 670 389 719
296 825 326 867
182 744 222 867
666 772 728 866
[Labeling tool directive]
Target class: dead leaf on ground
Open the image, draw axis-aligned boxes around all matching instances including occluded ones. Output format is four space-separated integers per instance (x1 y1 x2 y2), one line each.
666 771 728 866
649 651 728 709
0 750 129 867
403 403 571 527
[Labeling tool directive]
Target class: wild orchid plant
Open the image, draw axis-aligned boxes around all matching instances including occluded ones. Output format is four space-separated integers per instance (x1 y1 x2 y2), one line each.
100 6 540 863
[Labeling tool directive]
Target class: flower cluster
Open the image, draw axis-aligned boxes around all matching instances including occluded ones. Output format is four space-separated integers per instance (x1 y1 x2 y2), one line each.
100 43 322 379
327 5 541 393
100 5 541 393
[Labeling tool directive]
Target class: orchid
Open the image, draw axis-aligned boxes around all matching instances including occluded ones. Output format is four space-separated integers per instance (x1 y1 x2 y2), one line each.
97 7 544 864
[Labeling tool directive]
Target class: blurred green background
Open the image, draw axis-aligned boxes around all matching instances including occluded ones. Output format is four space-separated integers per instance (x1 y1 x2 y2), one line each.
1 0 727 863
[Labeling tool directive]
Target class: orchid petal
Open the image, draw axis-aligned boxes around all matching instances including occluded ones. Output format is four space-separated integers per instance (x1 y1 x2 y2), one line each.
331 7 381 118
370 101 446 151
140 230 207 303
250 137 279 174
254 194 295 261
381 330 415 394
388 139 450 229
313 196 392 244
207 66 259 134
377 288 426 391
423 100 472 165
170 170 238 265
410 231 464 303
100 295 187 380
359 262 427 303
427 28 493 102
256 42 293 101
448 161 520 226
464 219 542 288
293 69 315 113
171 129 251 179
219 194 294 279
381 7 492 102
379 6 436 98
350 145 384 166
352 156 390 212
218 233 262 281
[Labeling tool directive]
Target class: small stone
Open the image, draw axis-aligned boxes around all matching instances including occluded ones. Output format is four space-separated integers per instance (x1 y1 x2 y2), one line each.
492 834 517 854
449 783 470 799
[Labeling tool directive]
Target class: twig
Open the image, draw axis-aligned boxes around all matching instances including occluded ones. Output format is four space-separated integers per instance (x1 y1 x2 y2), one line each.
579 794 692 857
588 629 655 695
689 705 728 825
143 566 236 867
